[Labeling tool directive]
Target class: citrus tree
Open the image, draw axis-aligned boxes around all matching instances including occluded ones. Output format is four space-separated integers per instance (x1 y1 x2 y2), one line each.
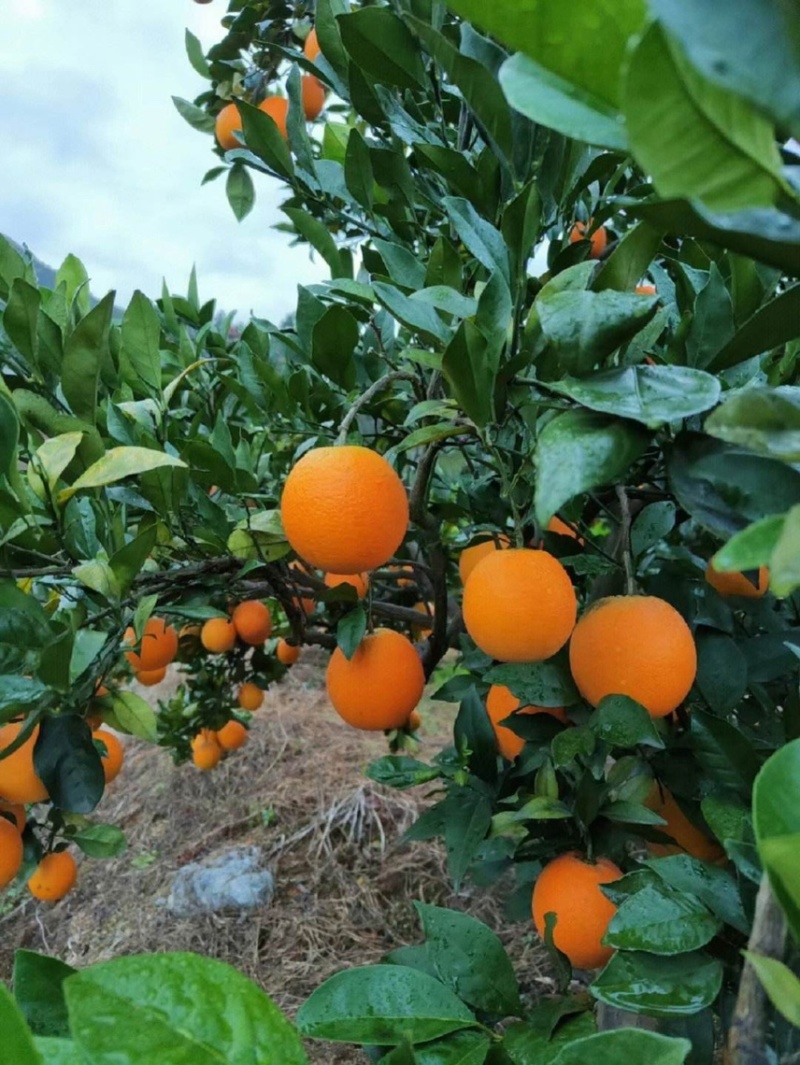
2 0 800 1060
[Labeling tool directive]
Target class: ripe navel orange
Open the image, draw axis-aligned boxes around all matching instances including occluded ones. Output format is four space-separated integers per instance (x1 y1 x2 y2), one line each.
486 685 567 761
568 220 607 259
304 27 320 61
238 682 265 711
569 595 697 718
462 549 577 663
705 562 768 599
645 783 725 863
458 534 510 584
216 720 248 751
532 852 621 969
136 667 167 687
201 617 237 654
547 516 583 544
276 639 300 666
326 628 425 730
123 616 178 672
28 851 78 902
215 102 243 151
301 75 325 120
635 283 657 295
281 446 409 573
93 729 124 784
0 800 26 833
0 817 23 889
232 600 272 645
323 572 370 599
191 729 222 771
259 95 288 139
0 722 48 804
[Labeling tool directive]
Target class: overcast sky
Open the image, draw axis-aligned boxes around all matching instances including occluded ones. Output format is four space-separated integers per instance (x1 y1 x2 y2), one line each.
0 0 325 321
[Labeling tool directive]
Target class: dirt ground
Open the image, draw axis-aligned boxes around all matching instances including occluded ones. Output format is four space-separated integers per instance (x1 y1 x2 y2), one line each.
0 650 549 1063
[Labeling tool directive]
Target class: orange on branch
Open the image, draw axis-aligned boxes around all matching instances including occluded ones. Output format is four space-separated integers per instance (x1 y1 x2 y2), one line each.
569 595 697 719
0 817 23 889
302 75 326 120
458 534 510 585
281 446 409 573
191 729 222 771
463 549 577 663
259 95 288 139
93 729 124 784
532 852 621 969
232 600 272 645
201 617 237 654
276 639 300 666
216 720 248 751
215 102 242 151
0 800 26 833
123 616 178 672
568 220 607 259
136 667 167 687
486 685 567 761
238 682 265 711
705 562 769 599
326 628 425 731
28 851 78 902
0 722 48 804
646 783 725 863
323 572 370 599
304 27 321 61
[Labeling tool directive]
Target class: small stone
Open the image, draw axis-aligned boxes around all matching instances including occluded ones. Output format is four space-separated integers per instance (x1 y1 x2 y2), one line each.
165 846 274 917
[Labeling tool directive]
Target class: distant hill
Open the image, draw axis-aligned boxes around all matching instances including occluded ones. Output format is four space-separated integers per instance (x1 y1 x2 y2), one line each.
4 236 58 290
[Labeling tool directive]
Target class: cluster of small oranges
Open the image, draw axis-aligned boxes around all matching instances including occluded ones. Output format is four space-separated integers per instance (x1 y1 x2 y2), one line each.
123 616 179 686
214 29 326 151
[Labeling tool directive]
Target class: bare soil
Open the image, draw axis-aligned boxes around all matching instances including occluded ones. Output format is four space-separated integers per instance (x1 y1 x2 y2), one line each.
1 650 549 1063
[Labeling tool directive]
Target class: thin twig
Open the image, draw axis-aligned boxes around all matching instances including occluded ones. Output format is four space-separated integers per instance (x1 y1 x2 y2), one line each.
336 371 416 445
615 484 636 595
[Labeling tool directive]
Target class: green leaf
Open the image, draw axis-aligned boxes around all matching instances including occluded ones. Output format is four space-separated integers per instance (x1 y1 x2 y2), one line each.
623 23 786 211
443 198 510 288
0 983 40 1065
645 855 749 934
61 293 115 426
710 286 800 371
13 952 74 1040
184 27 210 79
414 902 521 1016
336 606 367 661
65 952 307 1064
412 1030 492 1065
4 277 41 367
72 824 127 858
56 254 90 315
753 738 800 941
171 96 215 134
239 102 294 179
604 882 721 954
685 265 735 369
631 502 677 559
484 661 578 708
284 207 347 279
32 1038 82 1064
374 282 453 346
710 515 785 574
549 366 720 428
0 393 19 477
553 1029 691 1065
532 289 660 378
695 633 747 714
109 526 158 598
551 727 596 768
34 715 104 814
367 756 441 790
444 786 493 891
743 952 800 1028
337 8 426 90
0 675 49 715
31 433 84 494
503 1013 596 1065
226 164 255 222
500 53 627 150
534 410 650 527
589 695 665 749
344 128 374 210
593 222 665 293
71 560 120 601
442 321 496 428
689 710 760 799
311 305 358 387
296 964 477 1044
705 387 800 463
58 447 187 504
651 0 800 137
454 688 498 784
105 691 158 742
591 950 722 1018
771 504 800 596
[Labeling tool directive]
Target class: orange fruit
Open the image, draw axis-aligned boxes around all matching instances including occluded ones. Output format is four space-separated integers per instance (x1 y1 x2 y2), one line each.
635 283 656 295
0 817 23 889
646 783 725 863
0 722 48 804
215 102 242 151
123 616 178 672
705 562 768 599
323 573 370 599
569 595 697 719
301 75 325 120
28 851 78 902
92 729 124 784
532 852 621 969
276 639 300 666
216 720 248 751
281 446 409 573
568 220 607 259
259 95 288 139
136 667 167 687
411 601 434 639
232 600 272 645
0 800 26 833
326 628 425 731
407 709 422 732
458 534 510 585
201 617 237 654
547 516 583 545
304 27 320 61
238 682 265 711
389 564 415 588
486 685 567 761
463 549 577 663
191 729 222 771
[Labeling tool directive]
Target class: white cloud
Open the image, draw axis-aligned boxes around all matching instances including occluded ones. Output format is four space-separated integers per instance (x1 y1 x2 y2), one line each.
0 0 326 321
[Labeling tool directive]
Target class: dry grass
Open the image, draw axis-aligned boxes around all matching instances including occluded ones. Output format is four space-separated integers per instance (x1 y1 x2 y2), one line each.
1 650 549 1064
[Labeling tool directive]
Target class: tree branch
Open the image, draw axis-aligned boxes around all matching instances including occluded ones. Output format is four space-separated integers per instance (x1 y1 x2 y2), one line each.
336 370 416 445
